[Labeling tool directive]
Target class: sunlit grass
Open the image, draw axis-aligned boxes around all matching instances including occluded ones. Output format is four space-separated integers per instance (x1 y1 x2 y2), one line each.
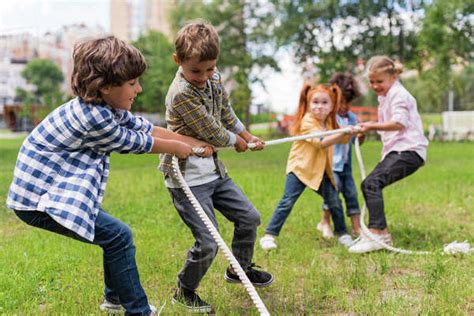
0 138 473 314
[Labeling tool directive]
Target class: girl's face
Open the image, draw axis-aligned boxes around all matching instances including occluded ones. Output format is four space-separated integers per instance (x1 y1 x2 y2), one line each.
339 100 349 116
309 91 333 122
368 72 397 97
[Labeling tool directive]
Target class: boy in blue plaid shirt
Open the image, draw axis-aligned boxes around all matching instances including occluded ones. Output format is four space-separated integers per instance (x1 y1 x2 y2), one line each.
7 36 213 315
159 21 273 313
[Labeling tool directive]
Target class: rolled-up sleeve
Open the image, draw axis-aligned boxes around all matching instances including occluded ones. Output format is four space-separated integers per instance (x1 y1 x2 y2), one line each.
173 92 231 147
300 116 322 149
83 111 154 154
391 95 409 128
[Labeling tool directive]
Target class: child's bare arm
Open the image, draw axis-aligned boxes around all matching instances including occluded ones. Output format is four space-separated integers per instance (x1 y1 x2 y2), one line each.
152 126 214 157
150 138 193 159
320 126 360 148
359 121 404 132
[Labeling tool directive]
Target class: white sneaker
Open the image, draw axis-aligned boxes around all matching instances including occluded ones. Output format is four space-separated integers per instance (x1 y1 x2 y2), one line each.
348 233 393 253
317 222 334 239
99 299 123 314
259 235 277 250
337 234 354 247
99 299 156 315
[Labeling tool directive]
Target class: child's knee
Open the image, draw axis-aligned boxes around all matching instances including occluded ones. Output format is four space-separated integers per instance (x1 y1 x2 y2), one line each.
240 208 261 228
115 223 134 248
361 177 378 193
199 241 218 259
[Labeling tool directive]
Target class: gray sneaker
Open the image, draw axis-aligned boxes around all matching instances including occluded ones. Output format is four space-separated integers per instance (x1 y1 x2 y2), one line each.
99 299 156 315
99 299 123 314
337 234 354 248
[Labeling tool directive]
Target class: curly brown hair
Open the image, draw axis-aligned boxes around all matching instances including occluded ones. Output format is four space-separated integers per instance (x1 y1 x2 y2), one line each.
71 36 147 104
329 72 361 104
175 20 220 62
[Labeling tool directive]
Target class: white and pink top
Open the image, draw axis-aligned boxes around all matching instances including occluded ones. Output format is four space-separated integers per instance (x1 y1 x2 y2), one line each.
377 80 428 161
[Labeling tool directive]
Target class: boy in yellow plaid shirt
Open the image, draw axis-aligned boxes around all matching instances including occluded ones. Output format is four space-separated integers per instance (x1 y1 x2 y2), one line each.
159 20 273 313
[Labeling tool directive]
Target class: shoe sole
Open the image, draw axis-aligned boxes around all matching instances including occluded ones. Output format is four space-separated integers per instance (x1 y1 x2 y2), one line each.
171 297 212 313
99 306 123 314
224 274 274 288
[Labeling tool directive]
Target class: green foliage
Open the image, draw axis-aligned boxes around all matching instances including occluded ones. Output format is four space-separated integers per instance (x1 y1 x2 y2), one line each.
132 31 177 113
21 59 64 100
0 139 473 314
268 0 425 80
169 0 279 125
17 58 66 119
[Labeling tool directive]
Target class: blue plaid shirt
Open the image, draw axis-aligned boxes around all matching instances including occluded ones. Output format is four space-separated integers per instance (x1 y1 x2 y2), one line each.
7 97 154 241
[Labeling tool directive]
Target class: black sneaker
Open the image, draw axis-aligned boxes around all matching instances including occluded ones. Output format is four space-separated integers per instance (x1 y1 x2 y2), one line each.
224 263 274 287
171 287 212 313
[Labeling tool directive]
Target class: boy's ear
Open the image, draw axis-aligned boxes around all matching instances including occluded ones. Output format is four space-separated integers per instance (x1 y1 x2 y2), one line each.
99 86 111 96
172 53 181 65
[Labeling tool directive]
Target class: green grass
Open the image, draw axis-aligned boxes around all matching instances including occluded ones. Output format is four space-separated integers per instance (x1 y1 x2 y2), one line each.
1 138 473 314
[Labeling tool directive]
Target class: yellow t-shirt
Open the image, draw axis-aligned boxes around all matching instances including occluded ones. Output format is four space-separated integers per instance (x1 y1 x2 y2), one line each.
286 113 336 190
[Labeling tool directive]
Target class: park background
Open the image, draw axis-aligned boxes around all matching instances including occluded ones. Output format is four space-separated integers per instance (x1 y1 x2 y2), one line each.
0 0 473 314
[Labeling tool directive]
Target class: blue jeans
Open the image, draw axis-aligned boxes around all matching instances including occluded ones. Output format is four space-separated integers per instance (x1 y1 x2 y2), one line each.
265 172 347 236
322 162 360 217
14 209 151 316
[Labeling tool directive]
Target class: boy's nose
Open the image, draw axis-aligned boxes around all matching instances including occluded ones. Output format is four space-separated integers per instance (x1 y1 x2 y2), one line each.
136 82 143 93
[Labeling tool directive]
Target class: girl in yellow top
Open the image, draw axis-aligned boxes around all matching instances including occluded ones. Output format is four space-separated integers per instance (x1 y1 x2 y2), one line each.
260 83 359 250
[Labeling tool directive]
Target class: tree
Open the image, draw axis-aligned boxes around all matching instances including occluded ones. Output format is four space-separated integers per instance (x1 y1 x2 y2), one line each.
132 31 177 113
17 58 65 120
169 0 278 126
267 0 425 81
417 0 474 111
21 58 64 102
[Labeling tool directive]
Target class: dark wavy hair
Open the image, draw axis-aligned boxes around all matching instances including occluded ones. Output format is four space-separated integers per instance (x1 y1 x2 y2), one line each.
329 72 361 104
71 36 147 104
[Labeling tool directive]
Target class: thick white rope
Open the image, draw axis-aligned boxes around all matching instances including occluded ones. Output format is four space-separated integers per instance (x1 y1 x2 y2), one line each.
353 138 472 255
171 152 270 316
217 127 353 150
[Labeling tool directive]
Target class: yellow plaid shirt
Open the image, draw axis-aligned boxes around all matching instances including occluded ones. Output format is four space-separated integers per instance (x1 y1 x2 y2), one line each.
159 68 243 176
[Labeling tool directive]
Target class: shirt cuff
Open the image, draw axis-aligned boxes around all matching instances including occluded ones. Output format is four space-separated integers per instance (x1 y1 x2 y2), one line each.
231 120 245 134
145 134 154 153
226 131 236 146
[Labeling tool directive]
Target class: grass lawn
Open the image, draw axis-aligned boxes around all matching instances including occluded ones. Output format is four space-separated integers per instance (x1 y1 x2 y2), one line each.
0 138 473 314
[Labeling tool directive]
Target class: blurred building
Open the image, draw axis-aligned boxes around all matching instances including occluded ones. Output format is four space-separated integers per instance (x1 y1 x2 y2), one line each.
110 0 172 42
0 24 105 101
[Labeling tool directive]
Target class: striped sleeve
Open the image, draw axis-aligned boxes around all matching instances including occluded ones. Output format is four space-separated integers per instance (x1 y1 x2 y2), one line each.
83 109 153 154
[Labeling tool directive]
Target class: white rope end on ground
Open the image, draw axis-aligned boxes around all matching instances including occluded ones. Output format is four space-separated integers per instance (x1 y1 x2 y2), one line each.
354 138 472 256
443 241 473 254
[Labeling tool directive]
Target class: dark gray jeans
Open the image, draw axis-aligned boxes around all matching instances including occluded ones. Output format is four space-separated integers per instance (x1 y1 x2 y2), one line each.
168 176 261 291
361 151 424 230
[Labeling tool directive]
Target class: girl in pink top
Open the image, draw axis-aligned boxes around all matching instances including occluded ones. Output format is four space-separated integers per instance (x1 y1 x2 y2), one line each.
349 56 428 254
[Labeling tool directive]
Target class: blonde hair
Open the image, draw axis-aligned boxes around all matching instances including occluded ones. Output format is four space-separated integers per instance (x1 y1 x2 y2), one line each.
291 83 341 135
366 55 404 77
71 36 147 104
175 20 220 62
